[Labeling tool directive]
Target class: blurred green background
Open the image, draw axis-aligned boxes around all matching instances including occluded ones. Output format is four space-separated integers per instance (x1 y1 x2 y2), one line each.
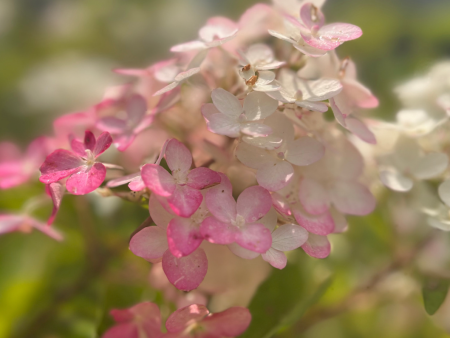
1 0 450 337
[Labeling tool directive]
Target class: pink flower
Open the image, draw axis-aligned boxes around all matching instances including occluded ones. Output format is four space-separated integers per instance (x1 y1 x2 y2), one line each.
170 17 238 53
130 195 209 291
201 185 273 253
0 137 51 189
236 112 324 191
201 88 278 138
0 214 63 241
165 304 251 338
141 139 221 218
102 302 163 338
96 94 152 151
39 131 112 195
45 182 65 225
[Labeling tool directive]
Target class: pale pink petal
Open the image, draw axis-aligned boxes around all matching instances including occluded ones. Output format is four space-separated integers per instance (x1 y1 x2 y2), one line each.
207 114 241 137
200 216 236 244
205 188 236 223
329 97 347 126
106 172 140 188
0 142 20 161
236 223 272 253
293 40 328 58
128 178 145 192
129 226 168 261
240 123 273 137
153 87 181 114
302 233 330 258
256 160 294 191
214 173 233 195
296 100 329 112
149 194 175 228
300 3 325 29
237 186 272 223
0 162 30 189
297 78 342 102
39 149 84 184
262 248 287 269
211 88 243 117
102 323 137 338
32 219 64 241
201 307 251 337
126 95 147 127
165 139 193 174
268 30 297 44
241 135 283 150
236 141 274 169
187 167 221 190
141 164 176 197
167 185 203 218
96 117 127 134
343 79 379 108
298 178 330 215
201 103 221 122
286 137 324 166
318 23 362 42
345 118 377 144
46 182 64 225
166 304 209 333
331 208 348 233
93 132 113 157
170 40 207 52
167 218 203 258
153 82 179 97
114 133 136 152
66 163 106 195
174 67 201 82
228 243 260 259
162 247 208 291
271 192 292 217
272 224 308 251
258 207 278 232
293 203 335 235
330 181 376 216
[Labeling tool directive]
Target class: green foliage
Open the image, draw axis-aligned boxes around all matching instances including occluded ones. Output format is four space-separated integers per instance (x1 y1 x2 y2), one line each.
422 277 450 316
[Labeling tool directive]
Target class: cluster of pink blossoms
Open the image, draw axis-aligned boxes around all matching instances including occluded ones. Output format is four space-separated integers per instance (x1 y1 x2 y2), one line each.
0 1 384 335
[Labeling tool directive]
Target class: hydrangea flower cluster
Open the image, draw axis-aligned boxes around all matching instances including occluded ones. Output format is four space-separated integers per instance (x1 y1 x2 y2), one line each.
8 0 434 335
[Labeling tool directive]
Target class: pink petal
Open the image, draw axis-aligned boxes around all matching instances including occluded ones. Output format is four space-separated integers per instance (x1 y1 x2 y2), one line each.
205 188 237 223
167 218 203 258
293 203 335 236
39 149 83 184
102 324 138 338
285 137 324 166
302 233 330 258
330 181 376 216
162 247 208 291
200 216 236 244
46 182 64 225
296 100 329 113
166 304 209 333
153 87 181 114
128 178 145 192
30 218 64 241
70 138 87 157
236 223 272 253
237 186 272 223
170 40 207 52
213 172 233 195
83 131 96 152
201 307 252 337
165 139 193 174
0 142 20 161
149 194 175 228
329 97 347 126
228 243 260 259
342 79 379 109
0 214 21 234
114 133 136 152
201 103 221 122
271 224 308 251
187 167 221 190
65 163 106 195
256 160 294 191
141 164 176 197
318 22 362 42
93 132 113 157
129 226 168 261
345 118 377 144
298 178 330 215
0 162 31 189
167 185 203 218
106 172 140 188
262 248 287 269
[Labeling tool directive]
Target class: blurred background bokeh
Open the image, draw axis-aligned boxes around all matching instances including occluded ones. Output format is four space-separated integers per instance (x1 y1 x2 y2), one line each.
1 0 450 337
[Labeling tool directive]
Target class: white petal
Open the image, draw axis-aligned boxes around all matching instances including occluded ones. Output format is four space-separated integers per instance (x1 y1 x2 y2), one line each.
240 123 273 137
228 243 260 259
170 40 207 52
295 100 329 113
345 118 377 144
438 180 450 207
211 88 243 117
255 71 275 85
271 224 308 251
297 78 342 102
207 114 241 137
262 248 287 269
174 67 201 82
241 135 283 150
411 153 448 179
243 92 278 121
256 160 294 191
236 141 273 169
379 170 413 192
268 30 296 44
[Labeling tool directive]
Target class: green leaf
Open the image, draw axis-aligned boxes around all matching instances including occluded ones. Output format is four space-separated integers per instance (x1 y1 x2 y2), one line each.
422 277 450 315
261 276 333 338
